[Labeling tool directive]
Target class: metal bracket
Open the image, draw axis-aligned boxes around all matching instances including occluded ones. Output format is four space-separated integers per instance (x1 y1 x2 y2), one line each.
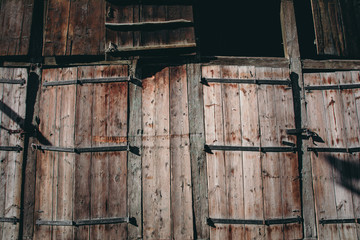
200 77 291 87
0 78 26 85
36 217 137 226
207 217 302 228
0 145 23 152
31 144 140 155
319 218 360 225
0 217 20 224
43 76 142 87
305 83 360 91
204 145 297 154
286 128 324 145
308 147 360 154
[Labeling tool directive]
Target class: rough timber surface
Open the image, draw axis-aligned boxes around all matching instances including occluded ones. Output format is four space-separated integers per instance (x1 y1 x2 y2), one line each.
0 0 34 56
202 65 302 239
0 68 27 240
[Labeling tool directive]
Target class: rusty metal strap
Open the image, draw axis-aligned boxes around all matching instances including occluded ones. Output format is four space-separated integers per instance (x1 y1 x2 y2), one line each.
0 217 20 224
31 144 140 155
36 217 137 226
0 145 23 152
205 145 297 154
319 218 360 225
43 76 142 87
308 147 360 154
0 78 26 85
207 217 302 227
105 19 193 31
201 78 291 86
305 83 360 91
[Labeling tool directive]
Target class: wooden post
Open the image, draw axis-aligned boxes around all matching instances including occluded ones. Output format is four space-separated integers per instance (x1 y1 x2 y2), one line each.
280 1 317 239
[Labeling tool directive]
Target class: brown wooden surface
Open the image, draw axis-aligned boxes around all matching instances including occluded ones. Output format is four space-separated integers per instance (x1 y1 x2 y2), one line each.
0 0 34 56
0 68 27 240
43 0 105 56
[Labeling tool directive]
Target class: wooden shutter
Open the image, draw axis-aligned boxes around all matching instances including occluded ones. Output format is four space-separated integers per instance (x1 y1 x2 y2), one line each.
105 1 196 55
0 68 28 239
43 0 105 56
304 71 360 239
202 65 303 239
33 65 129 239
0 0 34 56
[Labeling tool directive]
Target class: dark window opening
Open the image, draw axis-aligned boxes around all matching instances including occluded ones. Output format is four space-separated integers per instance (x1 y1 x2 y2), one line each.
198 0 284 57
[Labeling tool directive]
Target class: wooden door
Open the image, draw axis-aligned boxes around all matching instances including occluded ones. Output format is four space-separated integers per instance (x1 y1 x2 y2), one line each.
304 71 360 240
0 68 28 239
202 65 303 239
33 65 130 239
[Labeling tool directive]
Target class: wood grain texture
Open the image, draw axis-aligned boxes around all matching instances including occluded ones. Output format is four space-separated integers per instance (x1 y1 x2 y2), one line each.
0 0 34 56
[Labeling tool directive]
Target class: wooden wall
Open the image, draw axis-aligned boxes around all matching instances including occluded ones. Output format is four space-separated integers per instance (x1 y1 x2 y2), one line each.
0 68 28 240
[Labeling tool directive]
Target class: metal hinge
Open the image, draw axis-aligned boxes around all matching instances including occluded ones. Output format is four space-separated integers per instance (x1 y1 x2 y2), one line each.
0 217 20 224
36 217 137 226
305 83 360 91
308 147 360 154
200 77 291 87
0 78 26 85
43 76 142 87
319 218 360 225
207 216 302 228
286 128 324 145
0 145 23 152
204 145 297 154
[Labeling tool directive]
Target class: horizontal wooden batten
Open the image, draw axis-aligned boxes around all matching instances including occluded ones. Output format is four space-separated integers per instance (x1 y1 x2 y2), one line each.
107 43 197 54
200 77 291 86
307 147 360 153
105 19 193 31
31 144 139 155
36 217 136 226
319 218 360 225
43 76 142 87
0 217 20 224
305 83 360 91
0 145 23 152
204 145 297 153
106 0 193 5
0 78 26 85
207 217 303 227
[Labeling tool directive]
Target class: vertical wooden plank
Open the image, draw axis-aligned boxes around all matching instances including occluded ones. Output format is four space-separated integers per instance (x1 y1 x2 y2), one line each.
202 65 228 240
167 5 195 46
34 69 59 240
220 65 245 239
275 68 302 239
169 65 193 240
105 65 128 239
0 68 6 240
128 63 142 240
53 67 76 240
43 0 71 56
256 67 283 239
240 66 264 239
142 68 171 240
187 64 209 240
305 72 339 240
73 66 94 240
140 5 167 47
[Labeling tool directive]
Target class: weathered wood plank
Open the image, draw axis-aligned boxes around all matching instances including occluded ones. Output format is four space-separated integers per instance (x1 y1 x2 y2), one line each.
220 65 245 239
187 64 209 240
240 66 264 239
34 69 59 240
302 59 360 71
140 5 168 47
167 5 195 45
202 65 228 240
256 67 283 239
73 66 94 240
305 72 339 240
0 68 6 240
169 65 193 239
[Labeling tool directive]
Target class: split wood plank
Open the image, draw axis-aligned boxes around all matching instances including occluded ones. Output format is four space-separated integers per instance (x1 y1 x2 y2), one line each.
220 65 245 239
142 68 171 240
34 68 59 240
256 67 283 239
322 72 357 239
240 66 264 239
169 65 193 240
73 66 94 240
275 68 302 239
187 64 209 240
202 65 229 240
0 0 34 56
52 67 77 240
305 72 339 240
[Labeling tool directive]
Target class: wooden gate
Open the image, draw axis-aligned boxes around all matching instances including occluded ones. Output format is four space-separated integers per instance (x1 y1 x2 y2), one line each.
304 71 360 239
0 67 28 240
202 65 303 239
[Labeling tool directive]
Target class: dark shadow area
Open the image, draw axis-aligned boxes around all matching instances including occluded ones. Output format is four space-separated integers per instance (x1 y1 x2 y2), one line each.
197 0 283 57
325 154 360 196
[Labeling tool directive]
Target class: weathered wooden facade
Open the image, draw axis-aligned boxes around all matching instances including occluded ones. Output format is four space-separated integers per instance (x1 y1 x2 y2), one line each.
0 0 360 239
